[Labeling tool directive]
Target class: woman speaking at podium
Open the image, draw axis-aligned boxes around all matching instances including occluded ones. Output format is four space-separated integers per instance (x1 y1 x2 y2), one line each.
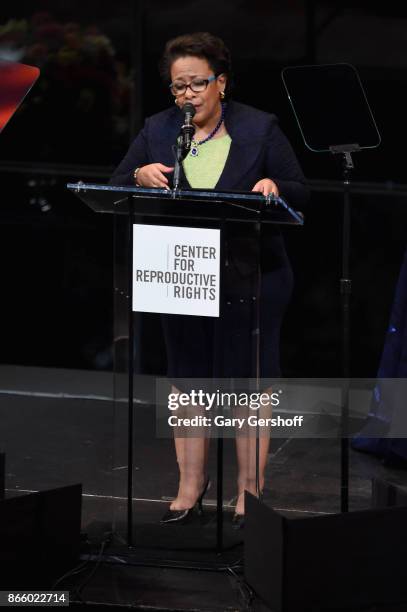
111 32 309 525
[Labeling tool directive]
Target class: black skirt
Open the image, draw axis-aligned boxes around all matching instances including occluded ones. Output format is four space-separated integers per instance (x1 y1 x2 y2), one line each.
161 231 293 379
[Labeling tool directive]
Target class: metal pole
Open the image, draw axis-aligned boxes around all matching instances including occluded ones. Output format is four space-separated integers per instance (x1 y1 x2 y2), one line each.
340 153 353 513
130 0 145 139
127 196 135 545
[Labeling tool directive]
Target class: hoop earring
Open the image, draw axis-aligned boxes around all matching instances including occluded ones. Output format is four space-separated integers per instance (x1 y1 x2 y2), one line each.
220 91 225 100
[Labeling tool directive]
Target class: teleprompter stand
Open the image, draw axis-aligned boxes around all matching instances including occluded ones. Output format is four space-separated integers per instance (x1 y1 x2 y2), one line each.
282 63 381 512
68 182 303 566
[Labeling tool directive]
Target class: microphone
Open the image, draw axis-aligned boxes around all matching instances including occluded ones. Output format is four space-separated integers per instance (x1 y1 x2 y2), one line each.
181 102 196 152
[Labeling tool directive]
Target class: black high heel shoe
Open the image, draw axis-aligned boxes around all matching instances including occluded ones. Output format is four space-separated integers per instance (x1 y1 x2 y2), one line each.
160 477 210 525
232 512 245 529
232 490 263 529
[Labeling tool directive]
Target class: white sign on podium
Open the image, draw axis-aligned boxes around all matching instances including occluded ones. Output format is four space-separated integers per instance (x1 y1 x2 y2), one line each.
132 224 220 317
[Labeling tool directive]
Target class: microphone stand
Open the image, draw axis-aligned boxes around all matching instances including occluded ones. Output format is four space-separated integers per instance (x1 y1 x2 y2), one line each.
172 137 184 196
172 104 196 197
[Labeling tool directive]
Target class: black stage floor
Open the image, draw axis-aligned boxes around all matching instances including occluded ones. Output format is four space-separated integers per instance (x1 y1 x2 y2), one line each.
1 366 407 611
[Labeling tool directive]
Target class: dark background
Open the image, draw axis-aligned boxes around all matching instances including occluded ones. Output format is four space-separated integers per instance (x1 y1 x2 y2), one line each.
1 0 406 377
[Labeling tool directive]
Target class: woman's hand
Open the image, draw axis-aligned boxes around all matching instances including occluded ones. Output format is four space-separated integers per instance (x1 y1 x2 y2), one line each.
136 163 174 189
251 178 279 197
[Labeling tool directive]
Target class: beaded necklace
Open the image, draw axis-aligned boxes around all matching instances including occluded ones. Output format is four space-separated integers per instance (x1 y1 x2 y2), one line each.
190 102 227 157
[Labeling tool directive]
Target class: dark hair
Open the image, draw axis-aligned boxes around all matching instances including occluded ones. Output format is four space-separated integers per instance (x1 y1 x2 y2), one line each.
159 32 232 94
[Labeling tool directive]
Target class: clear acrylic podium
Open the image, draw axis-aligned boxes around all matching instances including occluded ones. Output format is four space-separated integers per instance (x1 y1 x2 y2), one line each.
67 182 303 562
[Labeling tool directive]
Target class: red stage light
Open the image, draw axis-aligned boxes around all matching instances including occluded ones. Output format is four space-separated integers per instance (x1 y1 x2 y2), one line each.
0 59 40 132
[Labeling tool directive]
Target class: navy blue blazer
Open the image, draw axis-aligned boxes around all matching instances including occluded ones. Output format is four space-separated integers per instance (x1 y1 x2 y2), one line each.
111 101 309 377
110 100 309 209
111 100 309 280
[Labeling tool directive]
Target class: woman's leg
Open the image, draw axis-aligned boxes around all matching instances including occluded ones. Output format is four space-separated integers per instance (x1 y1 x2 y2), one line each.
235 432 270 515
161 316 212 510
169 386 210 510
170 436 210 510
233 262 294 514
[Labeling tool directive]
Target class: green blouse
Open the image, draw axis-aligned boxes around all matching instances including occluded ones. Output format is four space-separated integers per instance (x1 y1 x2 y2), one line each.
183 134 232 189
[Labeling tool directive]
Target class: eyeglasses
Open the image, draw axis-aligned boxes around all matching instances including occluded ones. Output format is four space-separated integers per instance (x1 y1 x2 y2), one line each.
169 75 217 96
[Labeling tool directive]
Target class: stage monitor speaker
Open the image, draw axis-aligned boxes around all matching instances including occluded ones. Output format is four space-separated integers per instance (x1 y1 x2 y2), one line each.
0 453 4 500
372 477 407 508
245 492 407 612
0 483 82 589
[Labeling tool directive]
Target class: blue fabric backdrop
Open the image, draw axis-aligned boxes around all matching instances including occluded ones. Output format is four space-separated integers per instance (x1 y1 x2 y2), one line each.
352 248 407 463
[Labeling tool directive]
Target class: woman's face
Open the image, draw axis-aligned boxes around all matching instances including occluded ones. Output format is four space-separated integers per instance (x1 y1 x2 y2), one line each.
170 56 226 127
